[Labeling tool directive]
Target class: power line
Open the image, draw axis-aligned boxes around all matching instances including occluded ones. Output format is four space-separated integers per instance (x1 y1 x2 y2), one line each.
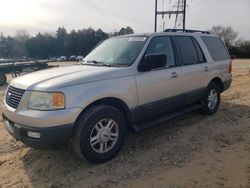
174 0 181 28
154 0 187 32
174 0 187 29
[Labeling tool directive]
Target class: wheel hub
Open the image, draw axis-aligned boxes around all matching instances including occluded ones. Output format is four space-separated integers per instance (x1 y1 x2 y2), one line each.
100 129 111 143
90 118 119 154
208 89 218 110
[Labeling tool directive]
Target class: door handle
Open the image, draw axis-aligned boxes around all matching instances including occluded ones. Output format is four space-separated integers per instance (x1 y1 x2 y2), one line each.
204 66 208 72
171 72 178 78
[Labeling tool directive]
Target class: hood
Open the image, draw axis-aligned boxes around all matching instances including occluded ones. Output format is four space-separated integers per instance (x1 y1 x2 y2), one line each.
10 65 132 91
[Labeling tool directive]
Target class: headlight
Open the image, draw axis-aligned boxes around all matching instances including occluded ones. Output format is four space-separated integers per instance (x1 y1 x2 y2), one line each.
28 91 65 110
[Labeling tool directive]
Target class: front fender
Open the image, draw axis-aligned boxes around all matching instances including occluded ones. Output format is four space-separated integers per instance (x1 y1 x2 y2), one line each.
61 76 138 110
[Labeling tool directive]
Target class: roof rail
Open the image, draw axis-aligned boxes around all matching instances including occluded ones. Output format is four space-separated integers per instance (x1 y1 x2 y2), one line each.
164 29 211 34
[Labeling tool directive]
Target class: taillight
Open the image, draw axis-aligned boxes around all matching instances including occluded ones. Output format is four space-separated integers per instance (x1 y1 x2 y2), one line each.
228 60 232 73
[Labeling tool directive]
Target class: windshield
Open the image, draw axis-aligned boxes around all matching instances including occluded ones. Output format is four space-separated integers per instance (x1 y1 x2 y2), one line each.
83 36 147 66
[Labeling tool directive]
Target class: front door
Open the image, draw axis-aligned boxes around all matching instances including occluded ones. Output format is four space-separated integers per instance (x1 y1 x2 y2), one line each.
135 36 183 121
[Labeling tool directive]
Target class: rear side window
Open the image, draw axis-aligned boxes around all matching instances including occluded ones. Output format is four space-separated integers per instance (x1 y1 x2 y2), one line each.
175 36 199 65
192 38 206 63
202 36 230 61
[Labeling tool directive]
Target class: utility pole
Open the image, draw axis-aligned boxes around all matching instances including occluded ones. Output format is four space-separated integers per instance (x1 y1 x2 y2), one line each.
183 0 186 30
154 0 187 32
154 0 158 32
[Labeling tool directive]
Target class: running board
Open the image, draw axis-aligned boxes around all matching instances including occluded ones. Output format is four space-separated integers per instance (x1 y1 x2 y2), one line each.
133 104 204 132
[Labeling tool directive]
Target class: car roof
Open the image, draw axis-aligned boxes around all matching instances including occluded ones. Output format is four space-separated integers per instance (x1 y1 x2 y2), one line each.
121 29 219 38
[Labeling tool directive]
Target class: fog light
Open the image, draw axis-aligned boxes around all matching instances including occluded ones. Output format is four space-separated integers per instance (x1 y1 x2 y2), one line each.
27 131 41 139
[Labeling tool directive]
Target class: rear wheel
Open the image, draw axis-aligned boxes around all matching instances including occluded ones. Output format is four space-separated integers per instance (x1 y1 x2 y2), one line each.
200 82 221 115
0 73 7 86
72 105 127 163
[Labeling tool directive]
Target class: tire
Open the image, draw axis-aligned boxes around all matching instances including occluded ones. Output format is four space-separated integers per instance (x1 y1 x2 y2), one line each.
72 105 127 163
200 82 221 115
0 73 7 86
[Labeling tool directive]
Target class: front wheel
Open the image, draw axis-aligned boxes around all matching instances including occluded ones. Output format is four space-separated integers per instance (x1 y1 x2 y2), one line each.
200 82 221 115
72 105 127 163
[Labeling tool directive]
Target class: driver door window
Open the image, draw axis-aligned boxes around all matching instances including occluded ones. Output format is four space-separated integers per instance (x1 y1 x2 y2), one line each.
145 37 176 67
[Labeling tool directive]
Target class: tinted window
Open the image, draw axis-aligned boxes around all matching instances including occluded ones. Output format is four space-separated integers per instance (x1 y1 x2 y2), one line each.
175 36 199 65
192 38 206 63
146 37 175 66
202 36 230 61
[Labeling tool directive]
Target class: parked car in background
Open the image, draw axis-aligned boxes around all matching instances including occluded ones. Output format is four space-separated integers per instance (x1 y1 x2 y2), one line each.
70 55 77 61
57 56 67 62
76 56 84 62
49 57 57 62
2 29 232 163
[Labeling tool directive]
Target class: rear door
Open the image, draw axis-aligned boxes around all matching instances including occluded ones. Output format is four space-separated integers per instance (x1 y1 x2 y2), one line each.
174 36 208 105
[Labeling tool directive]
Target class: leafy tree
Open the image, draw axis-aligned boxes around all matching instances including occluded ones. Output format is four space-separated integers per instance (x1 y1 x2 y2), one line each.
113 26 134 36
24 27 112 58
230 40 250 58
56 26 68 56
0 32 28 58
14 30 30 57
15 30 30 42
1 26 133 59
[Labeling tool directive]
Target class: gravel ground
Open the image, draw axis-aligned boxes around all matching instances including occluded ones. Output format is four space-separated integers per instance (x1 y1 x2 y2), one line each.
0 60 250 188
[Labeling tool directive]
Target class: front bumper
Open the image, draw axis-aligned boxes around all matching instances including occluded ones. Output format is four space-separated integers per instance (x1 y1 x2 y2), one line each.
2 102 82 148
2 114 74 149
2 103 82 128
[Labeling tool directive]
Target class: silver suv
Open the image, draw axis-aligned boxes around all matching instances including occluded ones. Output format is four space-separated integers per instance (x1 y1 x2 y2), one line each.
2 29 232 163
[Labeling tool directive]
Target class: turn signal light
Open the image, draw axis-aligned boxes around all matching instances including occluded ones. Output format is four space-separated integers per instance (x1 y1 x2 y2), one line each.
52 93 65 108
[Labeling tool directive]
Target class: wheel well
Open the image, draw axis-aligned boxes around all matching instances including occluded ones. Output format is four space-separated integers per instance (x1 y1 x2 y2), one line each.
77 97 132 127
209 77 223 92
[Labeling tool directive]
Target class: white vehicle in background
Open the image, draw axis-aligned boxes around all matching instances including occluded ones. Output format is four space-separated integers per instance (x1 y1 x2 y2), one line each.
49 57 57 62
70 55 77 61
57 56 67 62
2 29 232 163
76 56 84 62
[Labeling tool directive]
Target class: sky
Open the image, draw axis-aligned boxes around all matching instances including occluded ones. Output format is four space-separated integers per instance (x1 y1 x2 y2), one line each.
0 0 249 39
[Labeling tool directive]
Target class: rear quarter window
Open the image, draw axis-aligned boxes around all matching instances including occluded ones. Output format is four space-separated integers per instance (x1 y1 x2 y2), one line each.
202 36 230 61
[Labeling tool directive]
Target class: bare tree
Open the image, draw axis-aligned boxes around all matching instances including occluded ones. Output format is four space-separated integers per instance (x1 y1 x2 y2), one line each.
210 26 238 47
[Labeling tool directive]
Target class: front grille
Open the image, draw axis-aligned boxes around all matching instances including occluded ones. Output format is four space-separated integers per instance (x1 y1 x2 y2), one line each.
5 86 25 109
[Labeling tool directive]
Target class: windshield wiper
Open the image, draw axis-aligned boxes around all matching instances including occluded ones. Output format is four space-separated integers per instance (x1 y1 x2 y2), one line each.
80 59 111 67
89 60 111 67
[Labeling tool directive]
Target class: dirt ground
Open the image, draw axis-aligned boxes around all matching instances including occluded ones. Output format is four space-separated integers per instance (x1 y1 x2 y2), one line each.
0 60 250 188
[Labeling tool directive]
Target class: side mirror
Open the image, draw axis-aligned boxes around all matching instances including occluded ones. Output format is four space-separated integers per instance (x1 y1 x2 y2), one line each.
139 53 167 72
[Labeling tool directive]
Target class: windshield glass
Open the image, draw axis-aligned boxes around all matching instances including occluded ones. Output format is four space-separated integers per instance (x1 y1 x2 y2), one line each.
84 36 147 66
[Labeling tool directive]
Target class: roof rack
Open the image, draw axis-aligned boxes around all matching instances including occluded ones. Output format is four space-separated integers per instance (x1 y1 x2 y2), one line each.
164 29 211 34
